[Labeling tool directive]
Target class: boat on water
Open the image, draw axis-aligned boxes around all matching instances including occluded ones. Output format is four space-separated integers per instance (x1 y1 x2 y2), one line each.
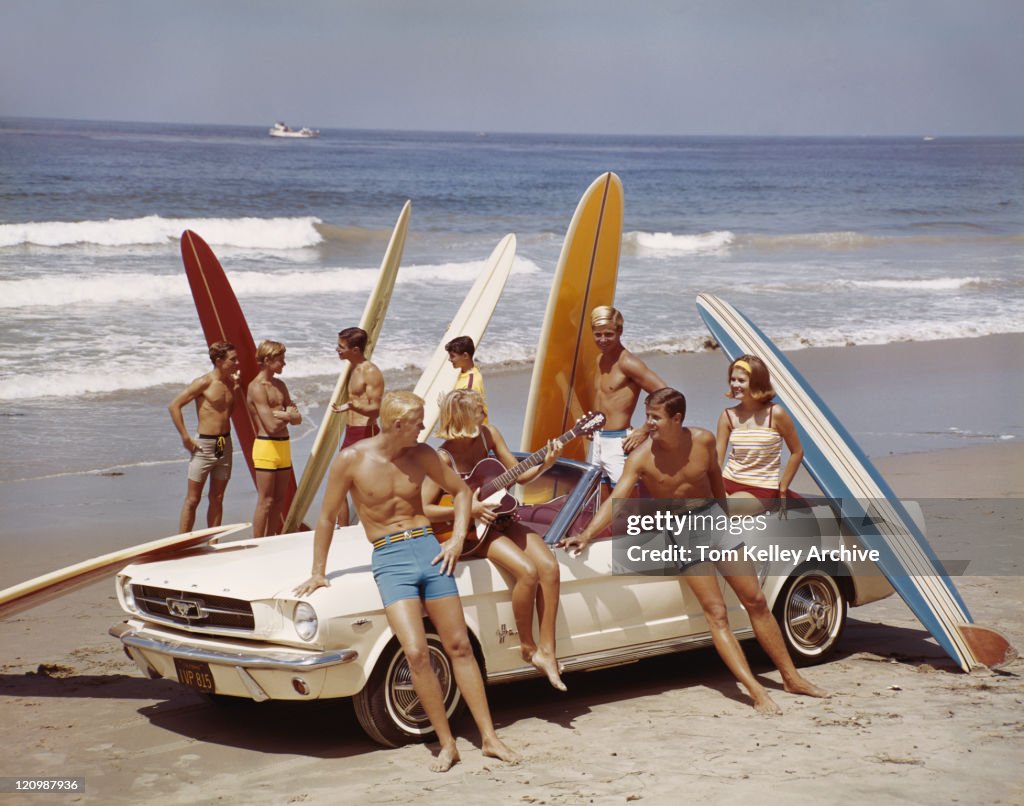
269 122 320 139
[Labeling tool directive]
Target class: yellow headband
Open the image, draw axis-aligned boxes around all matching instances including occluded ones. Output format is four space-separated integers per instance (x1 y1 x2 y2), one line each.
733 359 753 375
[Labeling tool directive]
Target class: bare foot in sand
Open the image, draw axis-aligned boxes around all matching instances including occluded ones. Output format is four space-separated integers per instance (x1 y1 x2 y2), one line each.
783 675 830 699
530 649 567 692
430 743 460 773
751 690 783 716
482 736 521 765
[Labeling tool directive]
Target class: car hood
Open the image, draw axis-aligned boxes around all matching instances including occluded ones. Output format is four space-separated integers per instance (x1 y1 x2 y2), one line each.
119 527 373 601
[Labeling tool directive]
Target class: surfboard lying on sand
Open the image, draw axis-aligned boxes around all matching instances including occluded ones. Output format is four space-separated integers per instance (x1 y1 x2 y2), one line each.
413 233 516 441
696 292 1016 671
521 173 623 459
180 230 299 530
282 201 411 533
0 524 249 619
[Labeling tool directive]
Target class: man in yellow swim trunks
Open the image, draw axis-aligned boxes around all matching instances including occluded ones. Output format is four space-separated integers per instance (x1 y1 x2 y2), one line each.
246 339 302 537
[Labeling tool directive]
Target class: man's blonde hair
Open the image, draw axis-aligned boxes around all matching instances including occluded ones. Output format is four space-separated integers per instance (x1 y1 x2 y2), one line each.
380 390 424 429
591 305 623 331
256 339 286 364
436 389 483 440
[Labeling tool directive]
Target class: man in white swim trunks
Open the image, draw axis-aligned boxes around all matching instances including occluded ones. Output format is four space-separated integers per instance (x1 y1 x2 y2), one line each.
589 306 666 487
168 341 240 533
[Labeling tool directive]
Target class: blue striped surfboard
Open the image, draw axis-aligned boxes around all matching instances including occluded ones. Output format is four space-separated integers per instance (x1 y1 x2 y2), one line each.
697 292 1015 672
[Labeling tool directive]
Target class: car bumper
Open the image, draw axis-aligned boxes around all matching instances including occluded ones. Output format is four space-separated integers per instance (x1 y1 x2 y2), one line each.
110 621 363 701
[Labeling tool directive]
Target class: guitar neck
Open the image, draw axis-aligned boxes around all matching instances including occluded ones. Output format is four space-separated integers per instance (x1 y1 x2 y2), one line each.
478 427 580 499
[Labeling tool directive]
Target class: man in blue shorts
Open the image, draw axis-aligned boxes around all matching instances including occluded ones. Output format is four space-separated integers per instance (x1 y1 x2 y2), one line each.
294 390 519 772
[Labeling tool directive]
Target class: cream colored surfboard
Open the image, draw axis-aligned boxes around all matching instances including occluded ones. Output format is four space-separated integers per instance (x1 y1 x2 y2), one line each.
413 234 517 441
283 201 411 533
0 523 249 620
521 173 623 459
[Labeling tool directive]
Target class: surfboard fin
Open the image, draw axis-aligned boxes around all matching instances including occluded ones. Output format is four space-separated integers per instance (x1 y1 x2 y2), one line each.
957 624 1018 671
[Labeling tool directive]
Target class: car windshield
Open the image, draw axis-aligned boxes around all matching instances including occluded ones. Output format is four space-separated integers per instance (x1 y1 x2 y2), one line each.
512 459 600 544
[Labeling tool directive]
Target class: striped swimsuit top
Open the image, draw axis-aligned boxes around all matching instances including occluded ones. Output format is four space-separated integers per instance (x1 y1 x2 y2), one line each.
722 406 783 489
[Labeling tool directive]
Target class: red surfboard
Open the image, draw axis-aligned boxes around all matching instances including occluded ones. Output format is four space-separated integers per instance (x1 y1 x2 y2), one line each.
180 231 298 529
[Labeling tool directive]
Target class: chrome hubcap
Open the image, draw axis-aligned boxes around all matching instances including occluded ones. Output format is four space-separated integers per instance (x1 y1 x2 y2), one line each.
787 577 839 649
388 645 454 728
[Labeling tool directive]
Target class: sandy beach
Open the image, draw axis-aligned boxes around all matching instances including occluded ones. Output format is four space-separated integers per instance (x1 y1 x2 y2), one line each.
1 337 1022 805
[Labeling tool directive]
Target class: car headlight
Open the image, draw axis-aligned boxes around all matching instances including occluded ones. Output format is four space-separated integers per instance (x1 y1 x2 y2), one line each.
119 576 137 612
293 602 318 641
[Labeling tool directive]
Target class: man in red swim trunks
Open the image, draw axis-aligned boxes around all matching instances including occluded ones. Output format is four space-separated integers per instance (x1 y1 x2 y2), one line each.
331 326 384 524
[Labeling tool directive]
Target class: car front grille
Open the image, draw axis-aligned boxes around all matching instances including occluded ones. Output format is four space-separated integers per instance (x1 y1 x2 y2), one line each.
131 585 255 630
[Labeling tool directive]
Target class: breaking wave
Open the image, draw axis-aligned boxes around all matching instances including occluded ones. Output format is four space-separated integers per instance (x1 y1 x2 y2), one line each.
0 215 325 250
0 257 542 309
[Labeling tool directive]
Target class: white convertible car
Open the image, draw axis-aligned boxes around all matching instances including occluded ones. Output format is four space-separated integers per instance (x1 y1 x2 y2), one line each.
110 458 894 746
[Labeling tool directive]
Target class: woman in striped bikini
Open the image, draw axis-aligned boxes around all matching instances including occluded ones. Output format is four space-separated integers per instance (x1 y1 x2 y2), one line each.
716 354 808 515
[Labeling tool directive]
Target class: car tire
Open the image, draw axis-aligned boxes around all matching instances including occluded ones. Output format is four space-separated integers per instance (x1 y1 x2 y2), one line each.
353 630 465 748
773 567 847 665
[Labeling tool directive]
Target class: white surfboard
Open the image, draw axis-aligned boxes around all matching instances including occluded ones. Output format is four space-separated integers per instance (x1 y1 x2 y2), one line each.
283 201 411 533
0 523 249 619
413 234 516 441
696 292 1016 671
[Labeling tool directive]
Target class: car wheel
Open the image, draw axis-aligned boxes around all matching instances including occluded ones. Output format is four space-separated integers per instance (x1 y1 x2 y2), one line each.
773 568 847 665
353 631 464 748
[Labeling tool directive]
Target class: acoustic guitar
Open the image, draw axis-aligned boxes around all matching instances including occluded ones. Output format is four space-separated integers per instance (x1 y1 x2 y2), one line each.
436 411 606 556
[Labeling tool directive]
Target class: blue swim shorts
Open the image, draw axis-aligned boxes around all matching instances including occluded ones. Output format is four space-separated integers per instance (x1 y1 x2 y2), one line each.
370 528 459 608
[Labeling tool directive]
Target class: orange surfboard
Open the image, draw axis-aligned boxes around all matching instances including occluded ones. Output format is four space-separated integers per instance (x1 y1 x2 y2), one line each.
180 231 298 527
520 173 623 459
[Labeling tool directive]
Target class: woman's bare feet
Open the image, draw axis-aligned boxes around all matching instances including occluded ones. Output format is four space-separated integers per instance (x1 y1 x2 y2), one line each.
750 688 783 716
482 735 522 765
530 649 567 692
430 742 460 773
783 674 830 699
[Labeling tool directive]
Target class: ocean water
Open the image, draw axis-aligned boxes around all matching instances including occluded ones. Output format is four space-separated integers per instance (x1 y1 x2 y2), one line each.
1 118 1022 484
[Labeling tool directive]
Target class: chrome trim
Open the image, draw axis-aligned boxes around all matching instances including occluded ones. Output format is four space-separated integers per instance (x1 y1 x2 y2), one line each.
124 645 161 679
123 612 257 637
235 667 271 701
109 623 357 670
485 628 756 684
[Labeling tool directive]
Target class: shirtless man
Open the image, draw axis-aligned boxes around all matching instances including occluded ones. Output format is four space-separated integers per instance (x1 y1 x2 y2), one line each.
560 387 827 715
330 326 385 526
169 341 240 532
247 340 302 537
589 306 667 487
294 391 520 772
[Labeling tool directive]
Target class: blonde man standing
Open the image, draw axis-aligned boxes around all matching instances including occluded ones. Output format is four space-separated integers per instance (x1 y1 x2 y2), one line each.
294 391 520 772
247 340 302 537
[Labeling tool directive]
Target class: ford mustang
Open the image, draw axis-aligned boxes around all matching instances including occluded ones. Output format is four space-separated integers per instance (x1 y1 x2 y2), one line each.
110 457 894 746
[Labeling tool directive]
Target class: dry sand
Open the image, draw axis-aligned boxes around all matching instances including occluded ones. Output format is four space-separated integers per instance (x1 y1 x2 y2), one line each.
1 334 1022 804
1 441 1021 805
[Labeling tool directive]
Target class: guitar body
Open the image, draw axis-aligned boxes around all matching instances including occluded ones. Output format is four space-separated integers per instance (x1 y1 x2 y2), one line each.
464 458 519 516
435 457 520 557
432 412 606 558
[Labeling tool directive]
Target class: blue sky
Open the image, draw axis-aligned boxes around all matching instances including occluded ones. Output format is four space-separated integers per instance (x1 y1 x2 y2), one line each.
2 0 1022 135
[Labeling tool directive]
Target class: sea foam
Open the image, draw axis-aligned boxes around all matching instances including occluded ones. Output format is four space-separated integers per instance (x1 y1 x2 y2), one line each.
0 257 542 310
0 215 324 250
624 230 735 255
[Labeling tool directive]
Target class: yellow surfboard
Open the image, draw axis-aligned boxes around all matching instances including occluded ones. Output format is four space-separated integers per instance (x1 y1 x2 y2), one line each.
283 201 411 533
0 523 248 620
414 234 516 441
521 173 623 459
